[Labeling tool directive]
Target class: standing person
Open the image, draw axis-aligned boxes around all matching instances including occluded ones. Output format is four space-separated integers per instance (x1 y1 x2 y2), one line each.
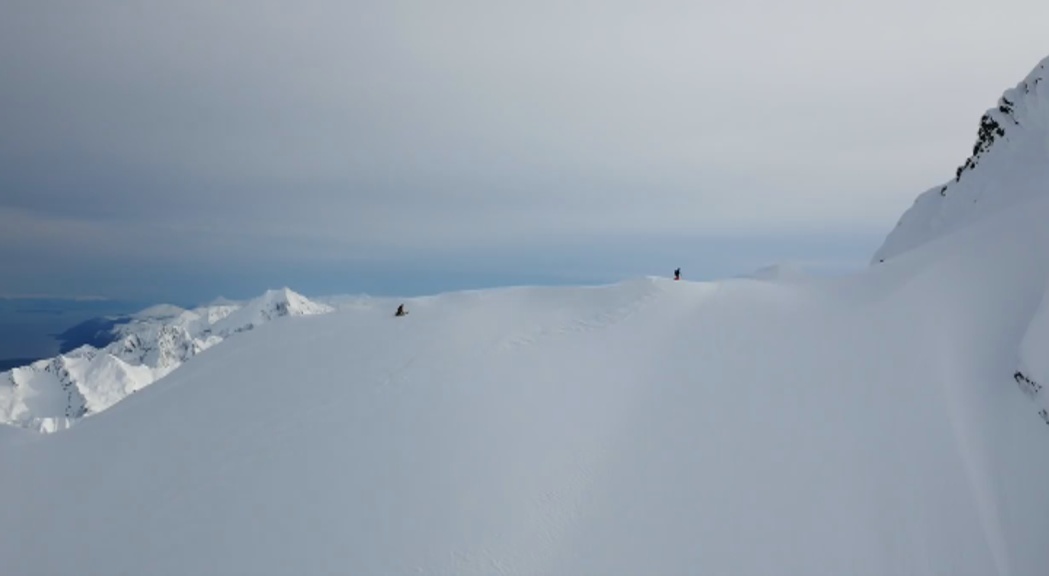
674 268 681 281
395 303 408 316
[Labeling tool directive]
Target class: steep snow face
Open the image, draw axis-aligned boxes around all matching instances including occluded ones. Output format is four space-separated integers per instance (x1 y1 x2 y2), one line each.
872 54 1049 434
874 56 1049 263
0 288 332 432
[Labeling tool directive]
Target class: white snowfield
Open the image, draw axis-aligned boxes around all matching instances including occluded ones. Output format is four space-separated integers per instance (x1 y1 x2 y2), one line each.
3 58 1049 575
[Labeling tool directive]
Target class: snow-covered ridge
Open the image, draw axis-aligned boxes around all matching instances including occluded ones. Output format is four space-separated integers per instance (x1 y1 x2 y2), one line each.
870 55 1049 428
0 287 332 432
7 55 1049 576
873 55 1049 263
4 199 1049 573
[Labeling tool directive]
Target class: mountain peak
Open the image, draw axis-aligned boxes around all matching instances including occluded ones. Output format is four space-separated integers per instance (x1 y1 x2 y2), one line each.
212 287 333 334
0 287 333 432
947 55 1047 188
873 54 1049 263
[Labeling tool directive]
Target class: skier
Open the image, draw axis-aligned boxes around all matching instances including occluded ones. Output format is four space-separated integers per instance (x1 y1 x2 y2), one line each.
674 268 681 281
395 303 408 317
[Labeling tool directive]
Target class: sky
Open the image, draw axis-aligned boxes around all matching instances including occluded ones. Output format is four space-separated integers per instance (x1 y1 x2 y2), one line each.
2 0 1048 304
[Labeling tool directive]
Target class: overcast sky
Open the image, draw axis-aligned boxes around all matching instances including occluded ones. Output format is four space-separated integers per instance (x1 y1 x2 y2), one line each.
2 0 1047 302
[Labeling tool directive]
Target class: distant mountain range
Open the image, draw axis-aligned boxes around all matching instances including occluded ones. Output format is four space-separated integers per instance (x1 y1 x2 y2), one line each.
0 288 332 432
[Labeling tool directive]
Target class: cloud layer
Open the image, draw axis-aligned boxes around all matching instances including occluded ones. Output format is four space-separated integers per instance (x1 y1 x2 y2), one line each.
2 0 1048 297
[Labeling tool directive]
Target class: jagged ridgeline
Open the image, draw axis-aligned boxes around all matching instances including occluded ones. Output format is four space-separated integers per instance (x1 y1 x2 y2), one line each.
874 57 1048 264
0 288 332 432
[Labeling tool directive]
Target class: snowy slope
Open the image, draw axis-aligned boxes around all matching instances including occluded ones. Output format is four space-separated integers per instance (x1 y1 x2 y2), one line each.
872 53 1049 437
1016 282 1049 425
2 189 1049 574
0 287 331 432
4 57 1049 576
874 56 1049 263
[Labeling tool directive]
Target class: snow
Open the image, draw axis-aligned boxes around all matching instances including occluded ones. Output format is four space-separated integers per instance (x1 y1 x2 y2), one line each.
2 190 1049 573
131 303 189 320
740 261 812 282
1017 280 1049 425
0 287 332 431
873 55 1049 263
211 287 334 334
2 56 1049 576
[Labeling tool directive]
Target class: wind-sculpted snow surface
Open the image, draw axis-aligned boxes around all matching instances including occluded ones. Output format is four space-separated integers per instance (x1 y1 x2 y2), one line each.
0 288 332 432
874 56 1049 263
3 188 1049 574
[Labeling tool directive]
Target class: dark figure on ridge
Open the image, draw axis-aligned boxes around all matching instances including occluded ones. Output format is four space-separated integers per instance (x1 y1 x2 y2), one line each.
674 268 681 281
395 303 408 317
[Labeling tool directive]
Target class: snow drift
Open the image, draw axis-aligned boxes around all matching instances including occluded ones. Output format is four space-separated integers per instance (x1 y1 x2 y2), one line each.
3 57 1049 575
